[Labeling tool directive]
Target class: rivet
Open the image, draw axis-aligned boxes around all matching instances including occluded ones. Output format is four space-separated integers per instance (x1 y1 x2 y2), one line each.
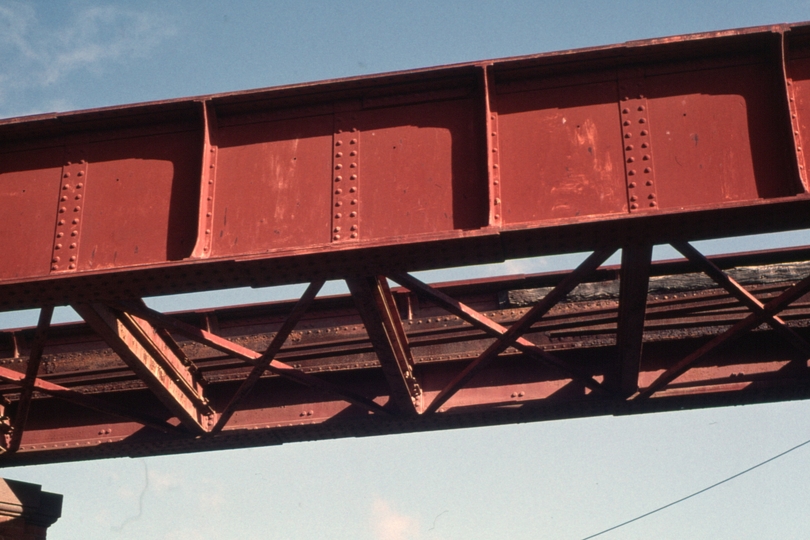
649 201 657 207
799 147 803 152
335 140 342 146
493 164 499 169
494 214 500 219
77 171 84 177
51 264 58 270
337 128 343 134
639 118 646 124
643 154 650 160
630 195 638 202
56 232 63 238
622 108 630 114
640 130 648 136
351 199 357 204
350 151 357 156
69 243 76 249
350 139 357 144
491 132 496 136
351 127 357 132
335 189 342 195
52 257 60 263
627 157 634 163
351 232 357 238
648 193 655 199
518 391 525 397
335 201 343 207
205 229 211 234
69 256 76 262
335 213 342 218
350 162 357 168
54 244 62 250
350 174 357 180
623 120 631 126
60 195 67 201
349 211 357 217
73 206 80 212
628 170 636 176
494 198 501 205
349 186 356 193
333 234 341 240
68 263 76 269
646 180 653 186
624 133 631 138
493 180 499 185
335 176 342 182
72 218 79 224
625 145 633 151
206 212 212 217
644 167 652 173
63 173 70 178
630 203 638 209
59 207 66 213
62 185 69 190
350 225 357 231
334 227 341 232
641 143 648 148
207 196 212 201
335 164 342 170
58 220 65 225
511 392 517 398
335 152 343 158
637 106 644 112
75 194 82 200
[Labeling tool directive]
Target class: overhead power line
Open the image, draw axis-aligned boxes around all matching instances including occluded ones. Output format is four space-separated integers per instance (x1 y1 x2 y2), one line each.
581 436 810 539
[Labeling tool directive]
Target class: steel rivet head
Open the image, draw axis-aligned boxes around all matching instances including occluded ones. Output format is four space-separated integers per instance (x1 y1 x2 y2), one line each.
350 225 357 231
54 244 62 250
72 218 79 224
649 201 657 207
335 201 342 207
51 265 58 270
335 152 343 158
638 106 644 112
630 195 638 202
648 193 655 199
335 189 342 195
333 234 341 240
640 130 648 136
351 199 357 204
628 182 636 188
639 118 646 124
351 127 357 132
494 198 501 205
62 185 69 190
75 194 82 200
627 157 634 163
350 162 357 168
69 256 76 262
624 133 631 138
205 229 211 234
349 187 356 193
646 180 653 186
335 176 342 182
350 139 357 144
335 213 342 218
335 140 342 146
625 145 633 151
335 164 342 170
350 174 357 180
77 171 84 177
350 151 357 156
349 211 357 217
73 206 80 212
52 257 60 263
334 227 341 232
351 232 357 238
63 173 70 178
56 232 63 238
622 108 630 114
628 170 636 176
644 167 652 173
69 243 76 249
69 263 76 269
58 220 65 225
630 203 638 209
623 120 631 126
60 195 67 201
641 143 648 149
643 155 650 160
206 212 212 217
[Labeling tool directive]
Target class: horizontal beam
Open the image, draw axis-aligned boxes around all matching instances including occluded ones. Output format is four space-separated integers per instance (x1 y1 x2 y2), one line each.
0 23 810 309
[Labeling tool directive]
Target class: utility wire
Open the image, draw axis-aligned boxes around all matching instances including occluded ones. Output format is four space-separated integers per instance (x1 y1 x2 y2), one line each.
581 436 810 539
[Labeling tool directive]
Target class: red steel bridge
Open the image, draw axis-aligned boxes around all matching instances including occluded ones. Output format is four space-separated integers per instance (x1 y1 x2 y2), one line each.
1 22 810 466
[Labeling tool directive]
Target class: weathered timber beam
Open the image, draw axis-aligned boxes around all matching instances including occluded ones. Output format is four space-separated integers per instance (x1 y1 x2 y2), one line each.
610 244 653 397
388 272 611 396
115 301 392 416
425 247 618 413
348 276 420 416
213 280 324 432
73 303 214 433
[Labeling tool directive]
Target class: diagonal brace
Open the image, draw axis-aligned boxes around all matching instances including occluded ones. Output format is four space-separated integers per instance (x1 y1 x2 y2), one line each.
637 264 810 398
424 247 618 414
347 276 420 416
388 272 611 396
213 280 325 432
672 241 810 359
115 300 391 417
74 303 214 434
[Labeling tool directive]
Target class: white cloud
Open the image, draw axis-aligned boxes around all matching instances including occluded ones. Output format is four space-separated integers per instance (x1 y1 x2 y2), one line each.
371 499 421 540
0 2 175 116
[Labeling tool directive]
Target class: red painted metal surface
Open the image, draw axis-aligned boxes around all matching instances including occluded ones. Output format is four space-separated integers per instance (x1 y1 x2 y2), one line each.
2 23 810 464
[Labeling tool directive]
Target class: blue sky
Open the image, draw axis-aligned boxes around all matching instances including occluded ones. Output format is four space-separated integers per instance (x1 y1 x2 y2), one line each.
2 1 810 538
